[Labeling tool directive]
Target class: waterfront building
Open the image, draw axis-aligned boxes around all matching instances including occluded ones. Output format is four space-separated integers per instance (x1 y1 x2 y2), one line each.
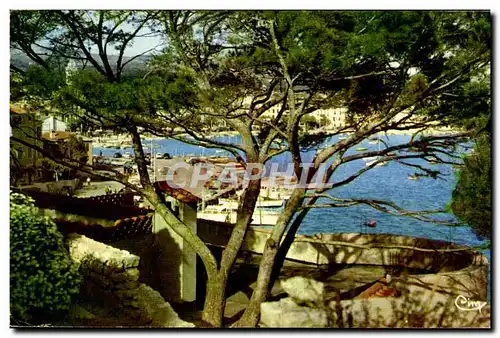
42 115 67 133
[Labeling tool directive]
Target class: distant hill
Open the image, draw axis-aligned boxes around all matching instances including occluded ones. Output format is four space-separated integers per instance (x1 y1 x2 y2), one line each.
10 50 150 75
10 51 34 70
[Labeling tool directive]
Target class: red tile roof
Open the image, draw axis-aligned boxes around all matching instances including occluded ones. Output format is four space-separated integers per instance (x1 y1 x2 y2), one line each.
155 180 201 204
41 131 73 141
10 103 32 115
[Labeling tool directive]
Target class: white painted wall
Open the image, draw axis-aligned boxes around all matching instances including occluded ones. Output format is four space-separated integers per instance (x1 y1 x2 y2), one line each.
42 116 67 132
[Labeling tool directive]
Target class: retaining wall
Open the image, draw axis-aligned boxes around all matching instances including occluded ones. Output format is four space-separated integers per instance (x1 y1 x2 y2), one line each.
198 221 489 300
66 233 193 327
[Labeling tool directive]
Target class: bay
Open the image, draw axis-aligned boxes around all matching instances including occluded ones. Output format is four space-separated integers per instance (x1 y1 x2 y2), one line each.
94 134 490 275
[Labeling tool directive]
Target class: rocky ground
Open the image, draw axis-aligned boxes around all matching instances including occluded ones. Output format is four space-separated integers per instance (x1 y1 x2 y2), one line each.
186 259 489 328
49 253 489 328
221 261 389 325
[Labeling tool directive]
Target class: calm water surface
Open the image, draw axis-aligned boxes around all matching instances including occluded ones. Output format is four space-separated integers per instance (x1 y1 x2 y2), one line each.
95 134 490 269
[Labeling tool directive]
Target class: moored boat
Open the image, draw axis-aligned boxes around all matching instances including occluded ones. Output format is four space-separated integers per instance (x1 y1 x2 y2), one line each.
197 204 280 226
366 158 388 167
220 198 286 209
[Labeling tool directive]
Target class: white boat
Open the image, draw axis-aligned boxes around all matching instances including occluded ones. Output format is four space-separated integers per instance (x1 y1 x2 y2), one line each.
197 205 231 222
197 203 280 226
366 159 388 167
365 135 386 166
257 199 286 208
219 198 285 209
250 212 279 226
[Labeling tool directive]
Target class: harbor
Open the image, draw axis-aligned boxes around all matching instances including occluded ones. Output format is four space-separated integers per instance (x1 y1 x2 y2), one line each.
88 132 486 252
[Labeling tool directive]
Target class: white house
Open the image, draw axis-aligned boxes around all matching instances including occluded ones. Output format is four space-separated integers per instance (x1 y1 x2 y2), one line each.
42 116 67 132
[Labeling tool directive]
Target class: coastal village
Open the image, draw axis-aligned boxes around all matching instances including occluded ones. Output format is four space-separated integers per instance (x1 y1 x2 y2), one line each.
10 102 454 227
10 102 340 228
9 10 491 329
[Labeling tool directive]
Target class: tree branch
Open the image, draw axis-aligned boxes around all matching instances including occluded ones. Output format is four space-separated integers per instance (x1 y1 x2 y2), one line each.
303 193 464 226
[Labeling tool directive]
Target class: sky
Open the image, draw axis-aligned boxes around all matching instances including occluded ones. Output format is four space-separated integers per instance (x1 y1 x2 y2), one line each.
123 34 164 57
39 13 167 58
119 23 165 57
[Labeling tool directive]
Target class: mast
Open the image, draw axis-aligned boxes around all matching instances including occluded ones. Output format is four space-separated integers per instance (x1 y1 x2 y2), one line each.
201 188 205 212
151 138 156 182
259 196 262 225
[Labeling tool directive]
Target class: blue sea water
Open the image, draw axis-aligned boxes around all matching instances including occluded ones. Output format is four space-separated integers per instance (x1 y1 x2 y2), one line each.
94 134 490 271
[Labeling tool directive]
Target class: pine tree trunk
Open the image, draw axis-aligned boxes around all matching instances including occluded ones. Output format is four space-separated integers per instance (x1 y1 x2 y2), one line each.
233 189 306 327
269 206 311 287
203 178 262 327
231 237 278 327
132 125 263 327
201 274 226 327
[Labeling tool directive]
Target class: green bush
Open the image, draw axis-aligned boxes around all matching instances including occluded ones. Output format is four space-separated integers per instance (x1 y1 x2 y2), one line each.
10 192 82 323
451 135 491 240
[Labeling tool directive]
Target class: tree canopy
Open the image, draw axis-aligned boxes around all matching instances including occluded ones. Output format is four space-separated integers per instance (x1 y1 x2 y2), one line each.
10 10 491 327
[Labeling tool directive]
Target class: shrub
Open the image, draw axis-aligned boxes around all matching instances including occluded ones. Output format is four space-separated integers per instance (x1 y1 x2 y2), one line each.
451 135 491 240
10 192 82 324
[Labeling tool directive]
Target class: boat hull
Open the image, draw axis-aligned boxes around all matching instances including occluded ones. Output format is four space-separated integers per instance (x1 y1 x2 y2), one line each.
197 209 280 226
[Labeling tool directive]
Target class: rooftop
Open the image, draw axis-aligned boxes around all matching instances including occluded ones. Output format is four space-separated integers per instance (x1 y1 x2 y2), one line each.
155 180 201 205
10 103 33 115
41 131 73 141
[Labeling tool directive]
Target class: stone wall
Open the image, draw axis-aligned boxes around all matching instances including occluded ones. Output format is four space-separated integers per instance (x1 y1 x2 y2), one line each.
199 223 488 301
18 178 81 195
200 224 482 271
259 276 490 328
66 233 194 327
